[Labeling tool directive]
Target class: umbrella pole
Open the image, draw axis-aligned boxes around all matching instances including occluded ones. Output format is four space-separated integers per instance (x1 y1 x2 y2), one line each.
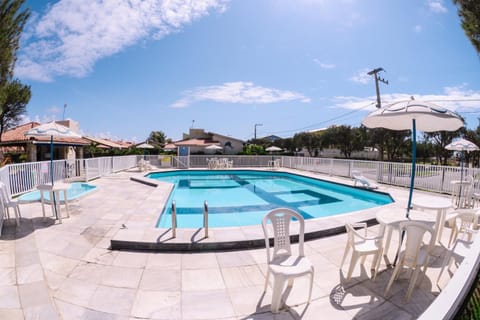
406 119 417 218
50 136 58 219
458 151 465 207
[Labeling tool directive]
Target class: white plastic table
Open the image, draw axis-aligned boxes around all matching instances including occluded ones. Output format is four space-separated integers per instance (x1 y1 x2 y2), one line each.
37 182 70 223
411 195 452 243
376 208 436 264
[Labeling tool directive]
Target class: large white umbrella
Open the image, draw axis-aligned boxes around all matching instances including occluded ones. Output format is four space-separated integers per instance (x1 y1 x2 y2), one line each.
25 122 82 218
446 138 479 199
362 100 464 216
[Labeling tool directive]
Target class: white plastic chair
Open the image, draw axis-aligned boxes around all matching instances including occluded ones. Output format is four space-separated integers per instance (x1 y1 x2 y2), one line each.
262 208 314 313
0 182 20 225
351 170 378 189
448 210 478 247
384 221 435 302
340 222 384 281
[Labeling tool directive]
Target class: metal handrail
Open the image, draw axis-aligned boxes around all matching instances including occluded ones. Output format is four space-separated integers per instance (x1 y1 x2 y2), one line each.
203 200 209 238
171 200 177 238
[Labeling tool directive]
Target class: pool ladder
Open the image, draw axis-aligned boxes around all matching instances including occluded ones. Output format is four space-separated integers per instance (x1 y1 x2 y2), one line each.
171 200 209 238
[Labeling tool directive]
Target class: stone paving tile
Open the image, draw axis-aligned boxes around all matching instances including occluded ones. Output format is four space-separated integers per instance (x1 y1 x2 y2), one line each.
0 267 16 285
216 250 257 268
0 285 21 308
146 252 182 269
55 299 128 320
181 252 219 269
18 281 52 309
100 265 143 289
23 303 59 320
139 268 181 291
88 285 136 316
131 289 181 319
181 289 236 320
0 308 23 320
16 263 44 284
112 250 148 268
54 277 97 307
182 268 225 291
221 265 265 289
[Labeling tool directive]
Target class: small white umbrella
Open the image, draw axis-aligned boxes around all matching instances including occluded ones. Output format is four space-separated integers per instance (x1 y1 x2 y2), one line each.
265 146 282 152
446 138 479 199
205 144 223 150
362 99 464 216
25 122 82 218
136 142 155 159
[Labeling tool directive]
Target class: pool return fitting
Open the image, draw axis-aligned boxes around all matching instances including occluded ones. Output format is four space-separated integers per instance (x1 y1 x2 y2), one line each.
204 200 209 238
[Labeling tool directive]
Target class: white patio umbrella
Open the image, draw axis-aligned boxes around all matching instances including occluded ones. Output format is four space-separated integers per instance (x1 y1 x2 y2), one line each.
265 146 282 152
136 142 155 159
362 99 464 216
25 122 82 218
205 144 223 151
445 138 479 198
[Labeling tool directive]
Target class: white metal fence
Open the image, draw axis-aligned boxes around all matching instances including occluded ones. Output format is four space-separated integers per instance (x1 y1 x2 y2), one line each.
1 154 478 197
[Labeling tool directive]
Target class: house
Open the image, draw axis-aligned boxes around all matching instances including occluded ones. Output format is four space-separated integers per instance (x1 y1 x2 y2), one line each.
0 121 89 163
168 128 244 154
84 136 130 150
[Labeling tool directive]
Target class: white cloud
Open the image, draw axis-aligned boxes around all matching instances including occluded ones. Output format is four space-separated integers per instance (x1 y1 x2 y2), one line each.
350 68 372 85
171 81 311 108
15 0 228 81
427 0 447 14
313 59 336 69
333 84 480 113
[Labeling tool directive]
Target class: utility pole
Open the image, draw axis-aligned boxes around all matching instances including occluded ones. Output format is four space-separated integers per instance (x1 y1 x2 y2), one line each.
63 103 67 120
367 68 388 108
254 123 263 140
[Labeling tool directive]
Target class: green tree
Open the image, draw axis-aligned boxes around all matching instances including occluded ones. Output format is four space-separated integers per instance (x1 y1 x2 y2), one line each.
0 0 30 139
0 79 29 141
147 131 167 148
424 130 463 165
453 0 480 53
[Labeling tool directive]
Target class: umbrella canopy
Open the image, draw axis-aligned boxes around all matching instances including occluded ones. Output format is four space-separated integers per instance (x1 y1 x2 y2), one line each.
265 146 282 152
362 100 464 216
445 138 479 153
205 144 223 150
25 122 82 219
445 138 479 201
136 142 155 149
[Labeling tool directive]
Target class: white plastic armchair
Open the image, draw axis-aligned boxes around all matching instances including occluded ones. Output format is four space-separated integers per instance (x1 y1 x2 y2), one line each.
0 182 20 225
384 221 435 303
262 208 314 313
448 210 478 247
340 222 384 281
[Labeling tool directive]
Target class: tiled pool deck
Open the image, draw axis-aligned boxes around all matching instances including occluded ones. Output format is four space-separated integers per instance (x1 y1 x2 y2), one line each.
0 168 461 319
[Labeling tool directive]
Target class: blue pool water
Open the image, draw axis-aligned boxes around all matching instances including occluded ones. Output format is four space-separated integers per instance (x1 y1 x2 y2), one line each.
18 183 97 202
148 170 393 228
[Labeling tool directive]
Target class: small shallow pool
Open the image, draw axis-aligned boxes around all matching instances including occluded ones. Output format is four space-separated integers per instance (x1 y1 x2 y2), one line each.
148 170 393 228
18 182 97 203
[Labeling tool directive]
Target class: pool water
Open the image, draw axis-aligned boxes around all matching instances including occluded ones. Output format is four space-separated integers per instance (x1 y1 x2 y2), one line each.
18 182 97 202
149 170 393 228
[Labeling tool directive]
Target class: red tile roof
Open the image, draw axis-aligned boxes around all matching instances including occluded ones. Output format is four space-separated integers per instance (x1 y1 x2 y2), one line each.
0 122 89 145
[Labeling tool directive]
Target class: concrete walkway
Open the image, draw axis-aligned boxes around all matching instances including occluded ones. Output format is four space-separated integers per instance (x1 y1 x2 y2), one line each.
0 170 458 319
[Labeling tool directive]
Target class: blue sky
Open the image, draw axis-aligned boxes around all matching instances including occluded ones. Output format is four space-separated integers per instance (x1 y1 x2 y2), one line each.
16 0 480 142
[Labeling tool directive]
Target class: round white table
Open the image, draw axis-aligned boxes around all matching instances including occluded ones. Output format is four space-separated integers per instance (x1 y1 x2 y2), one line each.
411 195 452 243
37 182 70 223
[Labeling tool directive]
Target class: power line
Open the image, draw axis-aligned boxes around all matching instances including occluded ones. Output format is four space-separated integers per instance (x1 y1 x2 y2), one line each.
264 101 375 136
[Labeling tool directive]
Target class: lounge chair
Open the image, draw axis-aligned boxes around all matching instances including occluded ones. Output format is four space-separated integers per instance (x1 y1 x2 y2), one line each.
351 170 378 189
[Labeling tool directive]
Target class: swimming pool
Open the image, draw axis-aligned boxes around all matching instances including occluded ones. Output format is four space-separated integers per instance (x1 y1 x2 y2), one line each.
18 182 97 203
149 170 393 228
